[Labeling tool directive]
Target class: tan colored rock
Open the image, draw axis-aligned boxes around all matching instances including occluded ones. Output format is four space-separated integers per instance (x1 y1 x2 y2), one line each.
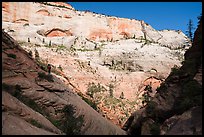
2 30 127 135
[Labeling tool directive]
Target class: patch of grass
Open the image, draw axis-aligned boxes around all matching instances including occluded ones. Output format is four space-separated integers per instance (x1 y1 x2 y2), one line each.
7 53 16 59
38 72 54 82
57 45 67 50
76 48 94 52
104 97 120 106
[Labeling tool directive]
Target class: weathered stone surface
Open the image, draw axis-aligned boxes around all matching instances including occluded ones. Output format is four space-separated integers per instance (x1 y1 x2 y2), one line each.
2 91 63 135
122 18 202 135
2 2 200 135
2 2 190 48
2 112 58 135
165 106 202 135
2 30 127 135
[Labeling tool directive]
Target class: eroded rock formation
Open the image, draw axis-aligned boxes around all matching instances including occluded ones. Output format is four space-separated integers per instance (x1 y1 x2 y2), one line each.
122 16 202 135
2 30 127 135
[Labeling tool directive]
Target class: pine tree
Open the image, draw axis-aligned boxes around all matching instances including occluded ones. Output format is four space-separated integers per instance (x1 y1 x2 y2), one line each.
120 92 124 99
186 19 194 42
35 49 40 61
109 84 114 97
49 40 52 47
28 50 32 57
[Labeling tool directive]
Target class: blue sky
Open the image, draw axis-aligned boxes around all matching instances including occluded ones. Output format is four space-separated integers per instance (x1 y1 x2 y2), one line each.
68 2 202 35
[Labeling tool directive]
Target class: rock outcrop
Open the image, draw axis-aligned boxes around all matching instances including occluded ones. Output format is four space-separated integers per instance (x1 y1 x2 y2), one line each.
2 2 193 130
2 2 194 132
122 16 202 135
2 2 190 49
2 30 127 135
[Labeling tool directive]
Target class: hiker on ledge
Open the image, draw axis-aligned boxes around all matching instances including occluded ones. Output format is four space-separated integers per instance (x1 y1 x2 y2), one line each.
47 64 51 74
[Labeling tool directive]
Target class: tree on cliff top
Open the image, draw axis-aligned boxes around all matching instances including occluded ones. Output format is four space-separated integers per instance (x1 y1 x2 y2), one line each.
186 19 194 42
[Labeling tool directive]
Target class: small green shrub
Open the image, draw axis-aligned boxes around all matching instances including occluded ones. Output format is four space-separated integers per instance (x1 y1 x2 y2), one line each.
28 51 32 57
86 82 106 98
36 60 47 72
49 40 52 47
144 85 152 93
28 119 43 128
104 97 120 106
141 92 151 105
35 49 40 61
51 120 62 128
7 53 16 59
77 92 98 111
109 83 114 97
62 104 84 135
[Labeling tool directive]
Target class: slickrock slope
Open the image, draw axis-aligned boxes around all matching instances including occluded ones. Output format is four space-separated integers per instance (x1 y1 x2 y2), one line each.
2 2 190 47
2 30 127 135
122 16 202 135
2 2 192 128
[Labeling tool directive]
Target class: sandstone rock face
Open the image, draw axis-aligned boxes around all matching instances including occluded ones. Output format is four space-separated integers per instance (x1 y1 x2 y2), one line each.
2 2 194 133
161 106 202 135
2 30 127 135
2 2 190 48
122 17 202 135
